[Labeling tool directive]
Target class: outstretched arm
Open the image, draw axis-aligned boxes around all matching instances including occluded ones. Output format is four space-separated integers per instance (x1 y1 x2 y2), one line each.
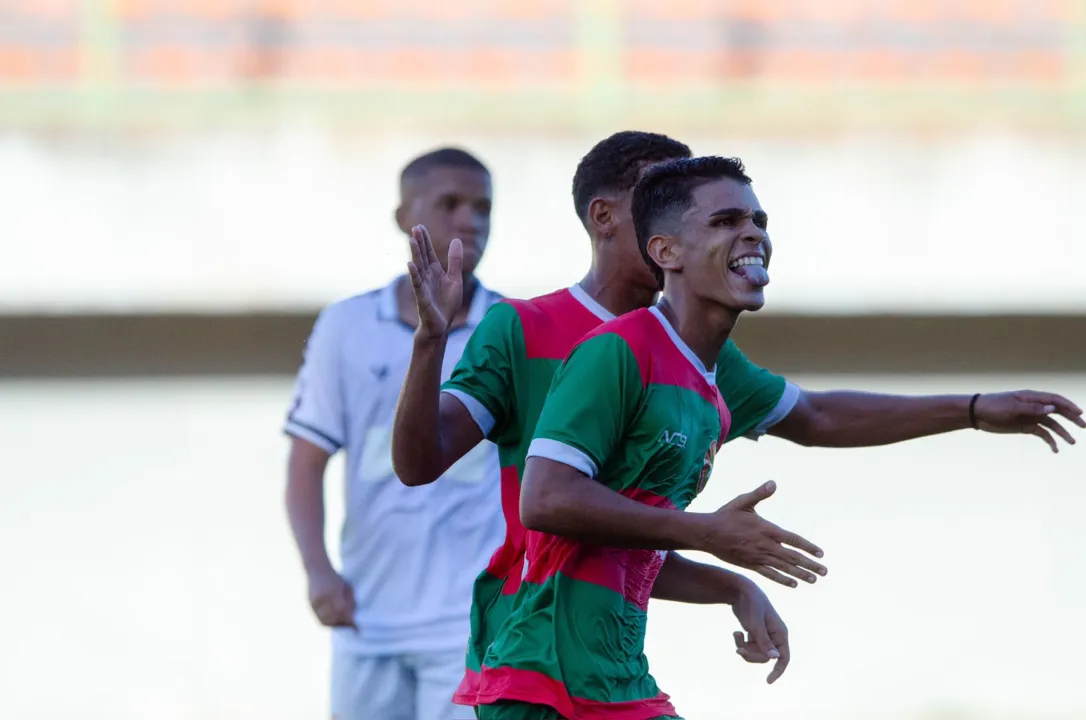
770 389 1084 452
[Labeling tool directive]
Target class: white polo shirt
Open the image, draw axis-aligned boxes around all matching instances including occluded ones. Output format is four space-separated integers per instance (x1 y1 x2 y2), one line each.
285 277 505 657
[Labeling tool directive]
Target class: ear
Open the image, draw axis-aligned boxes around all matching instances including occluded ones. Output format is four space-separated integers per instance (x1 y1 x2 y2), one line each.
394 204 411 234
647 234 682 273
586 196 618 238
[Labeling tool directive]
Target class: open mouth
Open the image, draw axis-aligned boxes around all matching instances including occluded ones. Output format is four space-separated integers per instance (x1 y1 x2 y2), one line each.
727 256 769 287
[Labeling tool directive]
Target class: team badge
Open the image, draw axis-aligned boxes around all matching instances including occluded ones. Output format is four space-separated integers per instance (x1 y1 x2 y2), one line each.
696 440 719 494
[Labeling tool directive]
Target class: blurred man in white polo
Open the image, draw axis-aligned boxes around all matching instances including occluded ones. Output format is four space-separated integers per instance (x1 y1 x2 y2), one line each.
284 148 504 720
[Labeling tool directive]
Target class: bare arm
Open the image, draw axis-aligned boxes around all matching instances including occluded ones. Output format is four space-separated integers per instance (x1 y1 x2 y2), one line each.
391 335 484 486
520 457 707 550
520 457 827 587
285 436 356 629
286 436 334 573
769 391 971 447
650 551 748 604
770 389 1083 451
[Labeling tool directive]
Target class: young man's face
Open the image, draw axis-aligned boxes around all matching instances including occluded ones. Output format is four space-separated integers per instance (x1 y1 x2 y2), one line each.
397 166 492 275
672 177 772 312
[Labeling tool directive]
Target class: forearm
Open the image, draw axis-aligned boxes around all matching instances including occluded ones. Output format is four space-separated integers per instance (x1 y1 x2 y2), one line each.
392 335 452 486
651 552 752 604
775 390 973 447
520 459 709 551
285 447 333 574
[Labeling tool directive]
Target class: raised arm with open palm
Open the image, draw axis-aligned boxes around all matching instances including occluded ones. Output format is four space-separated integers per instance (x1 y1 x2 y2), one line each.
407 224 463 340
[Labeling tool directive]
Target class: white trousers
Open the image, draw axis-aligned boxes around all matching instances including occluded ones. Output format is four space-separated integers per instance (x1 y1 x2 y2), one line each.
331 647 476 720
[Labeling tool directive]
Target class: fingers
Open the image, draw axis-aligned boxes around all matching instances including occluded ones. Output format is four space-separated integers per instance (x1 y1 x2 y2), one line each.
746 623 779 660
766 546 828 582
407 262 422 289
418 225 439 267
1040 415 1076 447
408 230 425 268
726 481 776 511
446 238 463 278
767 642 790 684
766 619 790 684
1030 424 1058 453
775 530 825 561
754 564 800 589
1023 391 1084 421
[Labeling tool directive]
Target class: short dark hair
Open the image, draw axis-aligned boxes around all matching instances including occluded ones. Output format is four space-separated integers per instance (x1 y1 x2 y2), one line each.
632 156 752 289
571 131 692 224
400 147 489 183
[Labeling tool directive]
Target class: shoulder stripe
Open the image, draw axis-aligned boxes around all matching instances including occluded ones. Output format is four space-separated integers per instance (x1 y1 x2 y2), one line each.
526 438 598 478
284 418 342 454
442 388 497 437
745 381 801 440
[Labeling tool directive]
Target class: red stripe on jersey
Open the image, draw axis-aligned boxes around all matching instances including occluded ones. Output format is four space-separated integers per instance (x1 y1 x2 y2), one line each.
522 488 676 609
483 465 527 596
472 665 678 720
583 308 725 405
506 290 607 361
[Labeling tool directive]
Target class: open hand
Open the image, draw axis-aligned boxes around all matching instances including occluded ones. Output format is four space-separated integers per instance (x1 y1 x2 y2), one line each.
974 390 1084 453
406 224 463 340
732 581 790 684
701 481 826 589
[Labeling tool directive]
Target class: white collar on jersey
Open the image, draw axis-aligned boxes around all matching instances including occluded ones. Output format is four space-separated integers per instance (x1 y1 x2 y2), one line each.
378 275 493 327
567 283 616 322
648 306 718 386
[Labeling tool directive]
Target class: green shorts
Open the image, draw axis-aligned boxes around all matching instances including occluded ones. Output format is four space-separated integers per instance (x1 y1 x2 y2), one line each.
476 700 681 720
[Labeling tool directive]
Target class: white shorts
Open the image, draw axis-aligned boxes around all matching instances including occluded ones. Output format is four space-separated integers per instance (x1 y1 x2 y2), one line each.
331 646 476 720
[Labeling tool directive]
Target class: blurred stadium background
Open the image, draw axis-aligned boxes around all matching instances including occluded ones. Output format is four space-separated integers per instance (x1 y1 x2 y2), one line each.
1 1 1084 718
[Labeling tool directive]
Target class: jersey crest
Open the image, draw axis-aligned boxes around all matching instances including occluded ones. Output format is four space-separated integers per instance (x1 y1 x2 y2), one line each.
697 440 719 494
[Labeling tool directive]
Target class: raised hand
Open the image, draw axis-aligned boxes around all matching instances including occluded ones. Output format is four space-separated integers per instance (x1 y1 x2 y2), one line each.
731 581 790 684
406 224 463 340
973 390 1084 453
700 481 826 589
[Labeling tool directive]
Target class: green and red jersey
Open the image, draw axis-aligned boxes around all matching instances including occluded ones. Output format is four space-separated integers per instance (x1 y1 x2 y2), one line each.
470 307 730 719
441 286 797 710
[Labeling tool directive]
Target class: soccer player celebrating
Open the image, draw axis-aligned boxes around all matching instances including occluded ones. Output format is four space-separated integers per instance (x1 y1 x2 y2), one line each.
394 134 824 712
392 133 1083 712
472 156 794 719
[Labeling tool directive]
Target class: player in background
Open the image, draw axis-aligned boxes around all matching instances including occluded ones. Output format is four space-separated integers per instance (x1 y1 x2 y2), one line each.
474 155 784 720
284 148 503 720
391 131 1084 704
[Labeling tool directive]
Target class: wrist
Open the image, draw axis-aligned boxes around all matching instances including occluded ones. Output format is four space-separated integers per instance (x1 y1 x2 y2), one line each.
302 553 335 577
968 392 982 429
413 331 449 350
678 512 715 553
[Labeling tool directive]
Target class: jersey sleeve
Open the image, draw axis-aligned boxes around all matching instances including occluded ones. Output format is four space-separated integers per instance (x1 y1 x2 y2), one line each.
526 333 644 479
715 339 801 442
441 301 522 443
284 306 346 454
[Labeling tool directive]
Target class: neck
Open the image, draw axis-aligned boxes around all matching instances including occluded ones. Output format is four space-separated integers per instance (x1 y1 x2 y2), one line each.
579 265 657 318
656 290 740 369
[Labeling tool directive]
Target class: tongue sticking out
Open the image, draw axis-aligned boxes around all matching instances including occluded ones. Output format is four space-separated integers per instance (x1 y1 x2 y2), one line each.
733 264 770 287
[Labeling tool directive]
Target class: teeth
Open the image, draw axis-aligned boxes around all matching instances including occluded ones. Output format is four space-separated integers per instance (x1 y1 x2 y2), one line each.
728 256 765 269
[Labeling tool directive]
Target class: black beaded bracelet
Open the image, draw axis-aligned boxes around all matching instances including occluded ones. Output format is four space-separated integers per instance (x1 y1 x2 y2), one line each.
968 393 981 429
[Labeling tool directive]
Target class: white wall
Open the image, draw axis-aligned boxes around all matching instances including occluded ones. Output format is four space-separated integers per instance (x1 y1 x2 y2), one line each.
2 130 1083 314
